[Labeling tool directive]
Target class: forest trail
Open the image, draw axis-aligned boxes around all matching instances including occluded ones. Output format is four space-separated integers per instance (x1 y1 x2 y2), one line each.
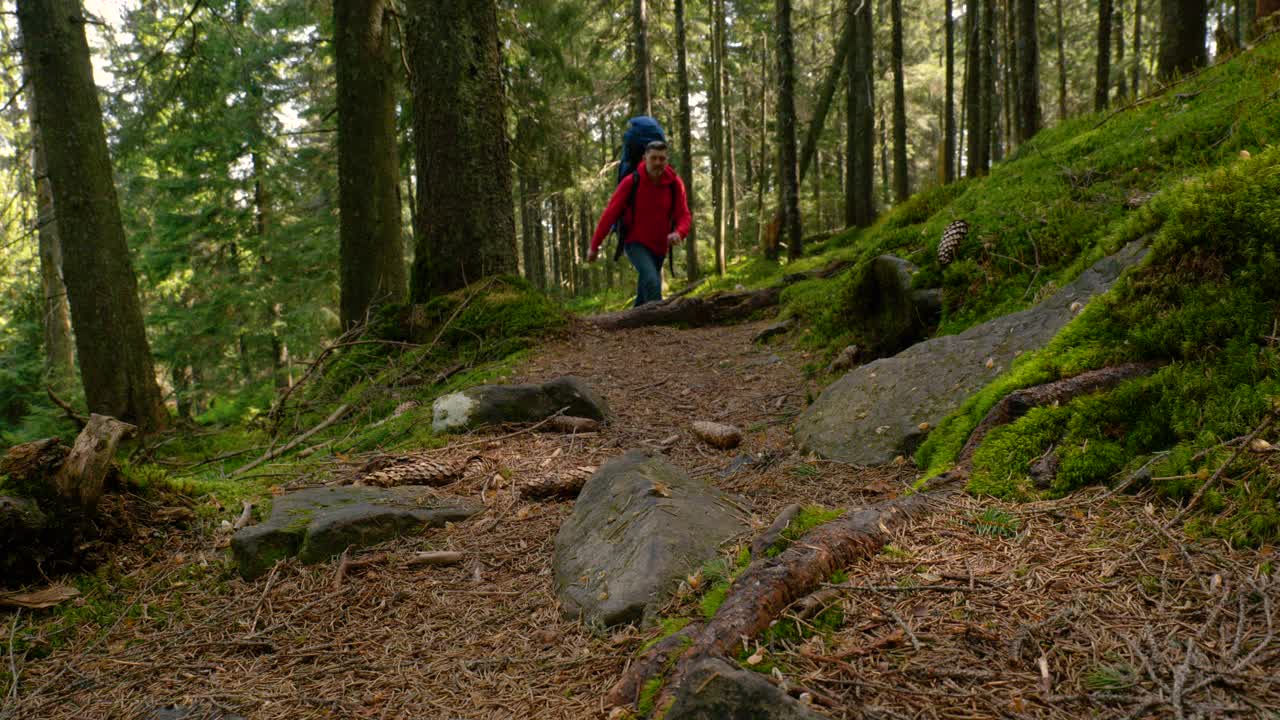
8 320 1278 719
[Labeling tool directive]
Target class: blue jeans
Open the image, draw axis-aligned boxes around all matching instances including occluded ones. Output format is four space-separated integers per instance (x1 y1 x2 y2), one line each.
625 242 664 307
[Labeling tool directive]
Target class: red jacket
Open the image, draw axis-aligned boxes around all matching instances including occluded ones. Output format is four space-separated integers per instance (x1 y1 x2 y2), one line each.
590 165 693 259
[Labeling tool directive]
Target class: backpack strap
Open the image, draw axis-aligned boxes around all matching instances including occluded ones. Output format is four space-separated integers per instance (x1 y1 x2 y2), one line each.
612 170 643 261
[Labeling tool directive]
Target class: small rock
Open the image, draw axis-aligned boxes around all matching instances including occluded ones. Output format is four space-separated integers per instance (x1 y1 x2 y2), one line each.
752 317 797 343
692 421 743 450
664 657 825 720
825 344 861 374
1069 300 1084 315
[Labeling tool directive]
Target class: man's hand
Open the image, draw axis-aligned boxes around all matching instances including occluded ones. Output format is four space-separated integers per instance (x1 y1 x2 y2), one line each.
587 248 599 263
666 232 681 249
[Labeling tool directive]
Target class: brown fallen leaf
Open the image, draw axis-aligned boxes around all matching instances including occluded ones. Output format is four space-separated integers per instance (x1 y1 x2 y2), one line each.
0 584 80 609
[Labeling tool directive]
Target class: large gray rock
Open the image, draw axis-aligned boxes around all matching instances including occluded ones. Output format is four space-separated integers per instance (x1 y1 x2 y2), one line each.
231 486 480 580
432 375 610 433
665 658 827 720
797 241 1147 466
554 450 747 628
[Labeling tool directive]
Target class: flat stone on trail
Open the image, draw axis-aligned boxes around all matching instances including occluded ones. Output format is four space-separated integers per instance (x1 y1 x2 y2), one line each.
231 486 481 580
432 375 611 432
664 657 826 720
796 241 1147 466
553 449 747 628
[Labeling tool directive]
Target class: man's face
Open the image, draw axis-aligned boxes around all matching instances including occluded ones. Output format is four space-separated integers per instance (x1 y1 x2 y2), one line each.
644 149 668 177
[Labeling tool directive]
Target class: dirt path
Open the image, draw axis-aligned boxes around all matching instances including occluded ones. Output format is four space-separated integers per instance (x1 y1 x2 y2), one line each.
6 320 1276 719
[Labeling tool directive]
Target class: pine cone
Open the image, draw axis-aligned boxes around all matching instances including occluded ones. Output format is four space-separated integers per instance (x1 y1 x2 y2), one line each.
361 456 463 487
520 466 597 500
938 219 968 265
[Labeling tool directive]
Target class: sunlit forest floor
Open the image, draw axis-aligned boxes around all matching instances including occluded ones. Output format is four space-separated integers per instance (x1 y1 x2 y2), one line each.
7 320 1277 719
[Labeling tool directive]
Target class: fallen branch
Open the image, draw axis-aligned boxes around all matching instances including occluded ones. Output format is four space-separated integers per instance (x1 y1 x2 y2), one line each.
232 501 254 530
405 551 464 568
231 403 352 479
45 386 86 429
331 550 389 590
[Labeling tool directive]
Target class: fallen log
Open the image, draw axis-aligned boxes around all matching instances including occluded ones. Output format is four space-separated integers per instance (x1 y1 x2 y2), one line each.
607 363 1155 713
586 258 855 331
587 287 782 331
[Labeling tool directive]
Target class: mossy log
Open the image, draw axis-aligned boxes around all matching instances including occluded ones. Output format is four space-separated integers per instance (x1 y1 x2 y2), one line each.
606 363 1155 713
587 287 783 331
587 259 852 331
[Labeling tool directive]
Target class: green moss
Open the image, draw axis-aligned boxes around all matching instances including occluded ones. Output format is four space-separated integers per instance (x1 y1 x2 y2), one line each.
764 505 845 557
636 677 663 716
699 583 730 619
640 617 693 652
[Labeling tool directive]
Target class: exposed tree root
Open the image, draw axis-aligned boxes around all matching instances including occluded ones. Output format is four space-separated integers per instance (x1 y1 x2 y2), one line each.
607 363 1159 713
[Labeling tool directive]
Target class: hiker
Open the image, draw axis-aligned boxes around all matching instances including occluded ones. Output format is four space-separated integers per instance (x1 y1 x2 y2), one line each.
587 139 692 306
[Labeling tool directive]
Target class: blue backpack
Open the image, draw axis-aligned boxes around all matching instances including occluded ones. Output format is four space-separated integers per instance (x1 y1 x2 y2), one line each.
612 116 678 277
618 116 666 183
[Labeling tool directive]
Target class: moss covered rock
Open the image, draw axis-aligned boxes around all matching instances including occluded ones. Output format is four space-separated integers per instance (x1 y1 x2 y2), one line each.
231 486 481 580
432 375 611 433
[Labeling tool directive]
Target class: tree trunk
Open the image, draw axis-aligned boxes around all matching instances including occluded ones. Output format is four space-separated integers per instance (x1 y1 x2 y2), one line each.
1015 0 1042 142
710 0 727 272
335 0 408 329
407 0 517 298
675 0 698 281
1114 1 1128 99
847 0 876 227
1055 0 1068 120
1157 0 1207 80
890 0 909 202
1133 0 1143 92
26 78 74 384
776 0 803 259
18 0 167 432
631 0 651 117
963 0 984 176
756 33 769 253
723 59 739 260
1095 0 1113 111
944 0 957 183
979 0 995 172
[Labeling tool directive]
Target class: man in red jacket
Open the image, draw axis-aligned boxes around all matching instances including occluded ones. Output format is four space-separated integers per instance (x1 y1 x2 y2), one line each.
587 140 693 306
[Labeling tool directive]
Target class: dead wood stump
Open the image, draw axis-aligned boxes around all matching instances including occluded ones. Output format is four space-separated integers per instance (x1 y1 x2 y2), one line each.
54 414 137 512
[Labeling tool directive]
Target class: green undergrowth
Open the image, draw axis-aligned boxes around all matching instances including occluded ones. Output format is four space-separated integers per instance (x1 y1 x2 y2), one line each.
105 276 567 526
919 145 1280 546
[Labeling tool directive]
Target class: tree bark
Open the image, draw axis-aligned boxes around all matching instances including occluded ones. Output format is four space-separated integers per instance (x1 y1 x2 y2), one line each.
26 74 74 383
963 0 984 176
1015 0 1042 142
335 0 408 330
1132 0 1143 92
710 0 727 272
979 0 995 172
890 0 909 202
1096 0 1113 111
1115 0 1129 98
407 0 517 298
675 0 698 280
846 0 876 227
776 0 803 259
18 0 167 432
1055 0 1068 120
944 0 957 183
631 0 651 117
1157 0 1207 80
